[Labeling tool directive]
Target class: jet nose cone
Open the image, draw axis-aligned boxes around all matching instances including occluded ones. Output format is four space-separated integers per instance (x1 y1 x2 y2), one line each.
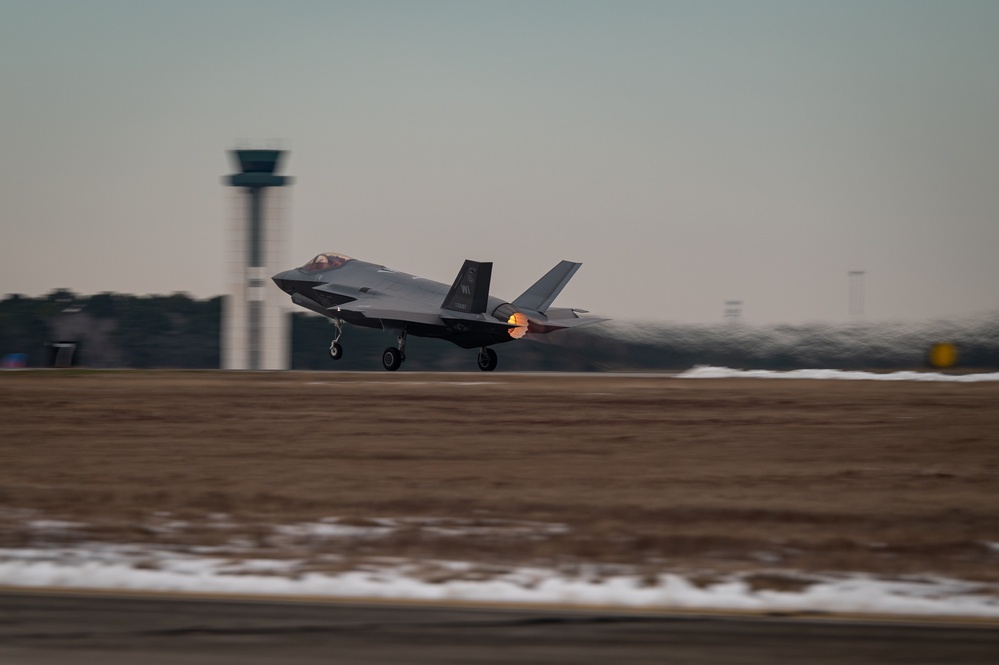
272 270 292 294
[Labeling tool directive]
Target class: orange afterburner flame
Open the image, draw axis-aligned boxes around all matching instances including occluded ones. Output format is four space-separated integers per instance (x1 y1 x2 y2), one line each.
507 312 529 339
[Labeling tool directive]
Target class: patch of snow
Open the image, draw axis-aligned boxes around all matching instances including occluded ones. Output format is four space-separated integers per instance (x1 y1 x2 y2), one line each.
1 544 997 618
28 520 85 533
677 366 999 382
274 520 397 539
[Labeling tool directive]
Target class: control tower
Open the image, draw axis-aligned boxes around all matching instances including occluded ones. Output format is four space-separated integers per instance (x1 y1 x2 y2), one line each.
222 149 293 370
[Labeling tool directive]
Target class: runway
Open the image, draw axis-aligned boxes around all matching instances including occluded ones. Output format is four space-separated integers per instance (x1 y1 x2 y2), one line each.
2 591 998 664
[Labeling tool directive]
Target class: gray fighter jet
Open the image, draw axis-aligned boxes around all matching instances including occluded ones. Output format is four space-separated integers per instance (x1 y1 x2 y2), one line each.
272 253 605 371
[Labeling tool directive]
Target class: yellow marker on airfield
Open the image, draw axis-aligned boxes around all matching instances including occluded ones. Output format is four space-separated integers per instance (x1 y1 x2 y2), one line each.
928 342 958 369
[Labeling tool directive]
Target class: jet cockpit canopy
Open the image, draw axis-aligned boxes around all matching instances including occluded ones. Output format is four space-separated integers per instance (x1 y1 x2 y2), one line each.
302 252 353 274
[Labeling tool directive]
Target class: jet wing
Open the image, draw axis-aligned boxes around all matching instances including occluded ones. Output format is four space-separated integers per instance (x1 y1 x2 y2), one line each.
318 259 514 332
329 295 445 326
330 294 520 338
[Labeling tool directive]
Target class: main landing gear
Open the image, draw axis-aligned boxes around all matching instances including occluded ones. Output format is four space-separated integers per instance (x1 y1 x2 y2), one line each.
327 323 499 372
381 330 407 372
477 347 498 372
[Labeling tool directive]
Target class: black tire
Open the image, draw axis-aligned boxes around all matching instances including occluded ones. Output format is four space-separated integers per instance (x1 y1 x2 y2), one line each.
477 347 498 372
329 342 343 360
382 347 403 371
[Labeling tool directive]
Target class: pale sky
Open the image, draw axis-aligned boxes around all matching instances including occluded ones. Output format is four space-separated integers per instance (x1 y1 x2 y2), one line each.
2 1 997 324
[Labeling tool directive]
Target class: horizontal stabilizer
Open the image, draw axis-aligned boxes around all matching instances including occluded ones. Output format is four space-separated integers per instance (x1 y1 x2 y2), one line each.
442 260 492 314
524 309 608 334
512 260 581 314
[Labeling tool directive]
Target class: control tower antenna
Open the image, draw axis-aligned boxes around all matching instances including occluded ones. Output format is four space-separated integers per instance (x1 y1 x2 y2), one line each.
724 300 743 323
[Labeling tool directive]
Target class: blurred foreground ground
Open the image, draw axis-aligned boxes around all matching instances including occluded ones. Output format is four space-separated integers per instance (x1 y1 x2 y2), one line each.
4 591 999 665
1 370 997 591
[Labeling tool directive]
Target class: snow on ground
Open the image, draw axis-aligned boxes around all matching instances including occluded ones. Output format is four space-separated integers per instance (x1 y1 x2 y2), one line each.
677 366 999 382
1 538 998 618
272 517 569 540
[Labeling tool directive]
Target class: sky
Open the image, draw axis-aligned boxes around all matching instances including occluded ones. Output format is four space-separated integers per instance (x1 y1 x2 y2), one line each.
2 0 997 325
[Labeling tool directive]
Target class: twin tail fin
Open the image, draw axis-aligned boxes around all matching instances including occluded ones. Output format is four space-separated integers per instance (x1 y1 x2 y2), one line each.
441 260 492 314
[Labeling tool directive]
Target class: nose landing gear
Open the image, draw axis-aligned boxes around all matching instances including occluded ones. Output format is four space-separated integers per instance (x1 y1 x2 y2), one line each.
329 319 344 360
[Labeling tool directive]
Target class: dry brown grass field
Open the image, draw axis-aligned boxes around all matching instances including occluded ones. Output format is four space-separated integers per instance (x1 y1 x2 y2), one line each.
1 371 998 587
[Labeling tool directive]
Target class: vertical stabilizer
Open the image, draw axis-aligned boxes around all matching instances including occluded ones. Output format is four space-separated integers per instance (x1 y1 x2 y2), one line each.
512 260 581 313
442 260 492 314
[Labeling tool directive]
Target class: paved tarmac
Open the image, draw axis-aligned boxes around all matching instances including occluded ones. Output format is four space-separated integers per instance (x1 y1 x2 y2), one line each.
1 591 998 664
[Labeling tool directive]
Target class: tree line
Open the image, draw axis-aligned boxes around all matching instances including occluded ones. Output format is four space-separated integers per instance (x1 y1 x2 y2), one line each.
2 290 997 371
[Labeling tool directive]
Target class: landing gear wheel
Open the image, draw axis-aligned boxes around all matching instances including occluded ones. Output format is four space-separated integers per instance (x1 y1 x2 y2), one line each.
477 347 498 372
382 347 403 371
328 318 344 361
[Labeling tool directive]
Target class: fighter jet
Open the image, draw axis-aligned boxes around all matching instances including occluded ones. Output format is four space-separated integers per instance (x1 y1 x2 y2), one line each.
272 253 605 371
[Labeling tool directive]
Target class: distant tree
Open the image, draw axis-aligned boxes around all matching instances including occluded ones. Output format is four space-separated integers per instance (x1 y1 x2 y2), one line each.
0 294 52 366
